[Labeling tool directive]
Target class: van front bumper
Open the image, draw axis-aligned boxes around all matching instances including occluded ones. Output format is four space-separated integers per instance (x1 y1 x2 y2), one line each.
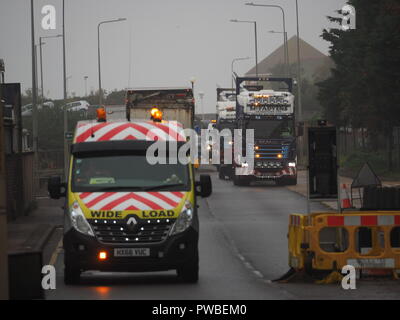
63 227 198 272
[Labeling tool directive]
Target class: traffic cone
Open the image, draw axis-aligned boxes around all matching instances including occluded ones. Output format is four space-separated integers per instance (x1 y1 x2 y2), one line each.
341 184 352 209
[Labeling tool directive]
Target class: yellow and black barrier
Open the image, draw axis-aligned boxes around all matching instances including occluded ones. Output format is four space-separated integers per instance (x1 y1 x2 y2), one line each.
284 211 400 282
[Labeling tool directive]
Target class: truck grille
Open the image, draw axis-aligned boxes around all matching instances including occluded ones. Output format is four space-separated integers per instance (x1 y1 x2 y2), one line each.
255 144 290 159
90 219 176 244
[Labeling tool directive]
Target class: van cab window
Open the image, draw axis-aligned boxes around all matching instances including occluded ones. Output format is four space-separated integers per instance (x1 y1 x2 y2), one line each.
72 153 190 192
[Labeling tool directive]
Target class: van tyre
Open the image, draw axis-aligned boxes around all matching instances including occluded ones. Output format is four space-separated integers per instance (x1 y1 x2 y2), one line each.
177 251 199 283
64 265 81 285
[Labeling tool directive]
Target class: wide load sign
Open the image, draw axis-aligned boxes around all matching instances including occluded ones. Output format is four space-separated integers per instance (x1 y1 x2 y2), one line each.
238 91 294 116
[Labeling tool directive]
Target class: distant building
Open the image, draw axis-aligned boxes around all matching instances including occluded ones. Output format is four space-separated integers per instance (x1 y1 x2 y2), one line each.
245 36 333 80
245 36 333 119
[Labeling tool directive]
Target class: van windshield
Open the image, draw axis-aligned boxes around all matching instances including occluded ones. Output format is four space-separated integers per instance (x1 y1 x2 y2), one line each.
71 153 190 192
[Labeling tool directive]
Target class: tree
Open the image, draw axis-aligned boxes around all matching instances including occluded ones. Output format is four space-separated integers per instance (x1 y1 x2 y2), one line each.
318 0 400 170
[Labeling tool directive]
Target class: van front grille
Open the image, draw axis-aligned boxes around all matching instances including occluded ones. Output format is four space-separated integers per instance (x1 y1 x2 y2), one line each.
89 218 176 244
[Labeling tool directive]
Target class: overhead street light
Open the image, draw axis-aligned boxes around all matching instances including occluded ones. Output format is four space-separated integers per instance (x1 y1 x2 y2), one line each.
189 77 196 126
97 18 127 105
231 57 251 90
245 2 289 77
84 76 89 97
268 30 288 73
198 92 205 122
230 19 259 77
39 34 62 101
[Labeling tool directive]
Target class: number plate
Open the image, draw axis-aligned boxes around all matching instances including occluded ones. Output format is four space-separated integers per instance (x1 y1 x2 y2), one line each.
114 248 150 257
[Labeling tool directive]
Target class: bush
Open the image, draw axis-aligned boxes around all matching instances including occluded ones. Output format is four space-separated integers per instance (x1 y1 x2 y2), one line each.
340 150 399 179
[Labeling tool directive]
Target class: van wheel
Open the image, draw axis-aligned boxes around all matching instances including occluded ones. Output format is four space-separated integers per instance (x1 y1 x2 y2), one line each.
177 251 199 283
64 265 81 285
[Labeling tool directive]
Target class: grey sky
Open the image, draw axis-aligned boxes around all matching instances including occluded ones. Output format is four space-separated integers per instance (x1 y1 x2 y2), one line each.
0 0 346 114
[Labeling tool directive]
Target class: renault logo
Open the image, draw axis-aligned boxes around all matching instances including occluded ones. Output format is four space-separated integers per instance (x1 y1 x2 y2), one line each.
126 217 137 231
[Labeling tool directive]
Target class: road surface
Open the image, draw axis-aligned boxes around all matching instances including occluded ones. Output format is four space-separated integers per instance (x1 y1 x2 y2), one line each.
45 169 400 300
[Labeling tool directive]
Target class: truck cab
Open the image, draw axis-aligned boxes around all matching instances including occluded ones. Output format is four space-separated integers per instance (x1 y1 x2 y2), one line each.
233 77 297 186
48 106 212 284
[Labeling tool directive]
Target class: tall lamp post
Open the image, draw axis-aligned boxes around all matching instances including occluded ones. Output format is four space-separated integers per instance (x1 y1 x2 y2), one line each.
30 0 39 188
245 2 289 77
198 92 205 122
294 0 302 121
268 30 288 74
39 34 63 102
84 76 89 97
231 57 251 89
189 77 196 127
230 19 259 77
98 18 127 105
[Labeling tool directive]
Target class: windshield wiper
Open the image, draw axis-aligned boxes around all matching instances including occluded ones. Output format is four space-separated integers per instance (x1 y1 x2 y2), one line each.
94 186 147 192
85 184 187 192
143 183 186 191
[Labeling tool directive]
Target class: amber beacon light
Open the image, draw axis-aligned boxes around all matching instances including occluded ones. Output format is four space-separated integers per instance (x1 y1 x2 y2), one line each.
150 107 163 122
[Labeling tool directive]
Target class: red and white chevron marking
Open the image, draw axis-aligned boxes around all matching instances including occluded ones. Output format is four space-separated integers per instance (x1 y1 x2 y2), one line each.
327 215 400 227
78 191 185 211
75 121 186 143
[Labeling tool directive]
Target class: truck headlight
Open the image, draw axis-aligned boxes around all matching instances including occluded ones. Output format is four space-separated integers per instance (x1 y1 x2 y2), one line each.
170 201 193 236
70 201 94 237
288 162 296 167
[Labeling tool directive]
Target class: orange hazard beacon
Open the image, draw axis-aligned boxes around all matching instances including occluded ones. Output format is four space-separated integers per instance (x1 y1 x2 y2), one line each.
48 88 211 285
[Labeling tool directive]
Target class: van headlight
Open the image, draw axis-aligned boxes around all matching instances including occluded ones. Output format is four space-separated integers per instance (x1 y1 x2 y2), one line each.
170 201 193 236
70 201 94 236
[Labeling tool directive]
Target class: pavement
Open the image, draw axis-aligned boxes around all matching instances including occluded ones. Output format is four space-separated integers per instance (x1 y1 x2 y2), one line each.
7 167 400 299
7 198 63 259
287 170 400 211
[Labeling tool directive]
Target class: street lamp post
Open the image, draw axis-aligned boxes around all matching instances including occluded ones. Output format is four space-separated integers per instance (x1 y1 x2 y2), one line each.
66 75 72 98
269 30 288 74
189 77 196 127
231 57 251 89
62 0 69 179
98 18 127 105
39 34 62 102
245 2 289 77
230 19 259 77
84 76 89 97
294 0 303 121
198 92 205 122
39 40 45 102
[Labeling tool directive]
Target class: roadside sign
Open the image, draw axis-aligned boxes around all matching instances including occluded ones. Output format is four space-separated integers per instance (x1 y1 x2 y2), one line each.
351 162 381 188
65 132 74 140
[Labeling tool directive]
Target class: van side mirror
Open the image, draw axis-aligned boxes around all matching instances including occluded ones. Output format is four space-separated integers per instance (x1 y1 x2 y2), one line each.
196 174 212 198
48 176 67 199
